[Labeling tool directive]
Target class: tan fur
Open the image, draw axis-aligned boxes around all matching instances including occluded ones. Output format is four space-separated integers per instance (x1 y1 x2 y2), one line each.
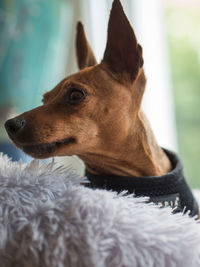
5 0 171 177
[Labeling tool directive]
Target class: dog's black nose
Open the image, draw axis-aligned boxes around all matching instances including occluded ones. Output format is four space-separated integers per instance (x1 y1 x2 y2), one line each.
5 118 26 137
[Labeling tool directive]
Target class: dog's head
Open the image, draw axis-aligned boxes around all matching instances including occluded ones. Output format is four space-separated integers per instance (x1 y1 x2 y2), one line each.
5 0 145 159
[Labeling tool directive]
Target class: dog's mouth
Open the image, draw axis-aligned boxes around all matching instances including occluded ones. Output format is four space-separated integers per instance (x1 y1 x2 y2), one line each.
22 137 76 158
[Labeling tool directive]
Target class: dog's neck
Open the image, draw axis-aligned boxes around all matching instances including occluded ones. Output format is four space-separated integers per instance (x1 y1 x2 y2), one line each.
79 111 172 177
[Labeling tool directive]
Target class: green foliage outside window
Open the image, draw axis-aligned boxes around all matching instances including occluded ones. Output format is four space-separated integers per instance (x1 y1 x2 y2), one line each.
165 4 200 188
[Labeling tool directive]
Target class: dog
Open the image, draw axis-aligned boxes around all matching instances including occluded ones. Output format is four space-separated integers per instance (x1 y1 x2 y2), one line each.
4 0 199 217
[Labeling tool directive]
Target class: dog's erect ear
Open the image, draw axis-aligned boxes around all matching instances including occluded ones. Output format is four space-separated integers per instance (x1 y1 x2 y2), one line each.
103 0 143 82
76 21 97 70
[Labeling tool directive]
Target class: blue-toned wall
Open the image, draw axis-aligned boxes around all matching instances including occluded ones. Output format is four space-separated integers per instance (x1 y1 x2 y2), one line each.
0 0 72 161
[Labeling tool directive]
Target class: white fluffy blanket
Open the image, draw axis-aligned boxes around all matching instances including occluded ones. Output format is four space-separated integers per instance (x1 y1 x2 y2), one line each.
0 153 200 267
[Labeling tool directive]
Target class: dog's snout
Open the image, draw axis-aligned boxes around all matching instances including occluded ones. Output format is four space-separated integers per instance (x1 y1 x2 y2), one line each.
5 118 26 137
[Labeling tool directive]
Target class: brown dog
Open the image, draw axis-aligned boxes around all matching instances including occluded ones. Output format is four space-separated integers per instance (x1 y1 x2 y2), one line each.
5 0 172 178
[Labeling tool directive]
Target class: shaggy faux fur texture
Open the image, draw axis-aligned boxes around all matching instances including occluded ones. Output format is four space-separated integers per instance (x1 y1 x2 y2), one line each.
0 153 200 267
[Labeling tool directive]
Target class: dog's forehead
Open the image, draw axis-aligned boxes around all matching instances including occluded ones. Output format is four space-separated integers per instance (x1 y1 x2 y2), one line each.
65 65 110 89
43 79 64 100
65 65 127 93
43 64 128 103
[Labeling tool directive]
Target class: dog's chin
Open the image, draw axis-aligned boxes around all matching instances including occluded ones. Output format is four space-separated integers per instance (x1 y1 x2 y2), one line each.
21 137 76 159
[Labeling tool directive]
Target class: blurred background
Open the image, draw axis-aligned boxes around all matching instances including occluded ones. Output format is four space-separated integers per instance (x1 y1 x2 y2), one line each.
0 0 199 187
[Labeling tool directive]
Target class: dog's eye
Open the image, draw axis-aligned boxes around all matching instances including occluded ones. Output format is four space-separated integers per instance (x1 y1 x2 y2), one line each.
67 88 87 104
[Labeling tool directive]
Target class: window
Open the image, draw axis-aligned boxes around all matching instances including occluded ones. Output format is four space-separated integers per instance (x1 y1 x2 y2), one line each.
165 0 200 188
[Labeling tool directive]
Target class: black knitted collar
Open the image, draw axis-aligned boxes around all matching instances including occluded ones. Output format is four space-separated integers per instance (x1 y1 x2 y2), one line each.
85 149 199 217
